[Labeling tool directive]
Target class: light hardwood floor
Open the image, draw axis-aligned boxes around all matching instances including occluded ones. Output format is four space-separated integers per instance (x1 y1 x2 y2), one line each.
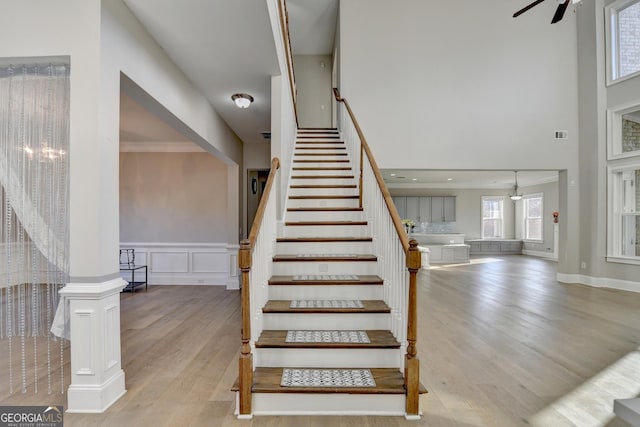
1 255 638 426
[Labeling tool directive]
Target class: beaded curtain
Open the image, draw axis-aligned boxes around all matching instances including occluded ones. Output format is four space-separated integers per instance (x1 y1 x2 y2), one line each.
0 63 70 395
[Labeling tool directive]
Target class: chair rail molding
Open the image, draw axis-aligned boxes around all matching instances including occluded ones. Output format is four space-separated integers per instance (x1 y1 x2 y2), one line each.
119 242 240 288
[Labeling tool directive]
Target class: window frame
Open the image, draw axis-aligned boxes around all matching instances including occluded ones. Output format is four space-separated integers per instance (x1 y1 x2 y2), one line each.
607 160 640 265
605 0 640 85
522 193 544 243
606 104 640 160
481 196 504 239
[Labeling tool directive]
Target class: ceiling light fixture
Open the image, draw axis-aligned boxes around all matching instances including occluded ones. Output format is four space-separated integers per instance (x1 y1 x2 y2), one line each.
231 93 254 109
510 171 523 201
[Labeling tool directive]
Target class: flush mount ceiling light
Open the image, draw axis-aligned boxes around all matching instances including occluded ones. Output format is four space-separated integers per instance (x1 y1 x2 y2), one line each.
231 93 254 109
510 171 523 201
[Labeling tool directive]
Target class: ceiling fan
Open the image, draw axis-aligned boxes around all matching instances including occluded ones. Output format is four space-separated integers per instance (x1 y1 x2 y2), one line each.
513 0 582 24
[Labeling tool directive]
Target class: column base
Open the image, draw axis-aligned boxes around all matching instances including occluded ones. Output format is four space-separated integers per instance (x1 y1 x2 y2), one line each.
66 369 126 413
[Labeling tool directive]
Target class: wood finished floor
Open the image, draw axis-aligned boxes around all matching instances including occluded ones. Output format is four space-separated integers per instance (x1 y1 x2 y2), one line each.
1 255 638 426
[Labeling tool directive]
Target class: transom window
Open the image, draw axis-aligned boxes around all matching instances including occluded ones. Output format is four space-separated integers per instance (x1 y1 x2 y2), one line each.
523 194 543 241
606 0 640 83
481 196 504 238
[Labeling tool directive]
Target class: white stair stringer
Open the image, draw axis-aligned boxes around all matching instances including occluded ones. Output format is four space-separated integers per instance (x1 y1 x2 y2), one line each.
255 348 402 368
249 393 406 417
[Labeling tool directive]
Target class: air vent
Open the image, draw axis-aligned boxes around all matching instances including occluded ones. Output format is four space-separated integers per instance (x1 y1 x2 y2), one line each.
554 130 568 140
261 131 271 140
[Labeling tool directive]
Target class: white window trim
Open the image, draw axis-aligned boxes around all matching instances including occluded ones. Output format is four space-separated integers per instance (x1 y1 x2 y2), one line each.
522 193 543 243
605 0 640 85
607 103 640 159
607 161 640 261
481 196 504 239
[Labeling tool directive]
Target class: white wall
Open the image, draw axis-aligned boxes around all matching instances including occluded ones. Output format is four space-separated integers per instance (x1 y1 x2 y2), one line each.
294 54 333 128
339 0 581 273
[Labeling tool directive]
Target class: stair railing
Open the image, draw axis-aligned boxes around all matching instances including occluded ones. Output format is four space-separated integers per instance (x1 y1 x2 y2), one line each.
333 88 422 417
238 157 280 417
277 0 298 125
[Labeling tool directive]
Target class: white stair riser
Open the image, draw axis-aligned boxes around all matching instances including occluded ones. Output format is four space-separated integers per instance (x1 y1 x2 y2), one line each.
268 285 383 300
272 261 377 275
289 187 358 197
255 348 402 368
290 178 356 186
287 198 360 208
247 393 406 417
285 210 364 222
262 313 390 330
283 225 369 238
276 241 372 255
293 156 350 162
292 161 351 168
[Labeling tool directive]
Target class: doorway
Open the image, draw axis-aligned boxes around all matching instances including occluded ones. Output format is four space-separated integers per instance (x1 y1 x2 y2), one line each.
247 169 270 232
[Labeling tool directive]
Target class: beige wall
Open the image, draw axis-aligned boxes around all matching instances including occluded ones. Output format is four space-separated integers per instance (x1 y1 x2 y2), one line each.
119 152 229 243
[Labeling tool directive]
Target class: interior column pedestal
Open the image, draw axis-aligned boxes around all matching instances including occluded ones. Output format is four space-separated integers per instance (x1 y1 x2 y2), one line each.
60 277 127 413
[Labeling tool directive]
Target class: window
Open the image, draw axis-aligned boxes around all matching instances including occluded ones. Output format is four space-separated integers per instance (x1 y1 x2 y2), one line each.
607 104 640 264
481 196 503 238
607 0 640 82
523 194 543 241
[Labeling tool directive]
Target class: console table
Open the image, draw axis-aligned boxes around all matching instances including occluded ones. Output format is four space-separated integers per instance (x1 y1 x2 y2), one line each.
119 249 147 293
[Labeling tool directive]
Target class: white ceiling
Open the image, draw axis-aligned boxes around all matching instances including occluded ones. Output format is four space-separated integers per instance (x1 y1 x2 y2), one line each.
117 1 557 190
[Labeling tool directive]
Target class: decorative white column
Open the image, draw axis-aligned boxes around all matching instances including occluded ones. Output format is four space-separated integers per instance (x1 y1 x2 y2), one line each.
60 278 127 413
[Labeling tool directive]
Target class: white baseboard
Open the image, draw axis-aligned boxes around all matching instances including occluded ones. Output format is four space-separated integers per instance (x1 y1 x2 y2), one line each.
119 242 239 287
557 273 640 293
522 249 557 260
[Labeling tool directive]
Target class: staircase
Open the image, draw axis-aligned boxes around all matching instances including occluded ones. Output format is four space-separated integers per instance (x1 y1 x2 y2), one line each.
235 128 424 418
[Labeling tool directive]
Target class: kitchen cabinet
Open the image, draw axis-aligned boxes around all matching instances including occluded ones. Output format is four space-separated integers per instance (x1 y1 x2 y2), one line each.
391 196 456 223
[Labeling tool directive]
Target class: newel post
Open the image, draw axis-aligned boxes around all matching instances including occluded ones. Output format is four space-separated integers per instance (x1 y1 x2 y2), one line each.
238 239 253 417
405 239 421 417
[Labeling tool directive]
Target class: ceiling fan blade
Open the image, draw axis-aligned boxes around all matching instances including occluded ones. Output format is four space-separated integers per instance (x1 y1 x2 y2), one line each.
513 0 547 18
551 0 570 23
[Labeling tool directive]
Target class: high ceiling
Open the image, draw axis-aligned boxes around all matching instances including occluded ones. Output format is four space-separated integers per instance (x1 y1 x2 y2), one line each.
287 0 338 55
383 169 558 190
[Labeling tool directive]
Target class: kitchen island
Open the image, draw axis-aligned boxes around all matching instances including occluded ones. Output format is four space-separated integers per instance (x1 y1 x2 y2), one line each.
410 233 470 264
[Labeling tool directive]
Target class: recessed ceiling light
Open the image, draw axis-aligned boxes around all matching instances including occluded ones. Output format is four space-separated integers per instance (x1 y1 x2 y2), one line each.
447 178 453 181
412 178 417 181
390 173 396 177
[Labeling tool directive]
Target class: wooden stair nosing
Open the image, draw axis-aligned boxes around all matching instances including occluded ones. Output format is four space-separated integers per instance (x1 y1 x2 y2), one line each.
273 254 377 262
294 153 348 156
285 221 367 226
262 300 390 314
287 207 363 212
288 195 359 200
293 159 350 163
256 330 399 349
291 175 355 179
296 147 346 151
277 237 372 243
231 370 429 395
247 367 407 394
268 275 383 285
290 184 357 189
292 167 352 171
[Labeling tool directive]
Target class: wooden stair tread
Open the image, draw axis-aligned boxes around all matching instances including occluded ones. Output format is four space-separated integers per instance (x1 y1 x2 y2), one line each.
292 167 352 171
256 330 399 348
293 159 350 163
287 207 363 212
290 184 357 189
292 175 355 179
277 237 372 243
295 146 346 150
285 221 367 226
294 153 348 156
269 275 383 285
263 300 390 313
273 254 377 262
248 367 406 394
289 195 359 200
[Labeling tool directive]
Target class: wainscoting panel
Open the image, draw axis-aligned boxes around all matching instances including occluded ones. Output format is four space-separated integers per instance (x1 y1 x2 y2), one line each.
120 243 239 288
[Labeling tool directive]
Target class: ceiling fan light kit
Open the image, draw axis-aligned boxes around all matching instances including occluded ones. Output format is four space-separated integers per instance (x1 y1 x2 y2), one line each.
510 171 523 201
513 0 582 24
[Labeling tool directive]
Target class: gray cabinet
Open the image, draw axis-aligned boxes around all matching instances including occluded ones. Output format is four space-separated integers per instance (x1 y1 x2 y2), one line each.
391 195 456 223
468 240 523 255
